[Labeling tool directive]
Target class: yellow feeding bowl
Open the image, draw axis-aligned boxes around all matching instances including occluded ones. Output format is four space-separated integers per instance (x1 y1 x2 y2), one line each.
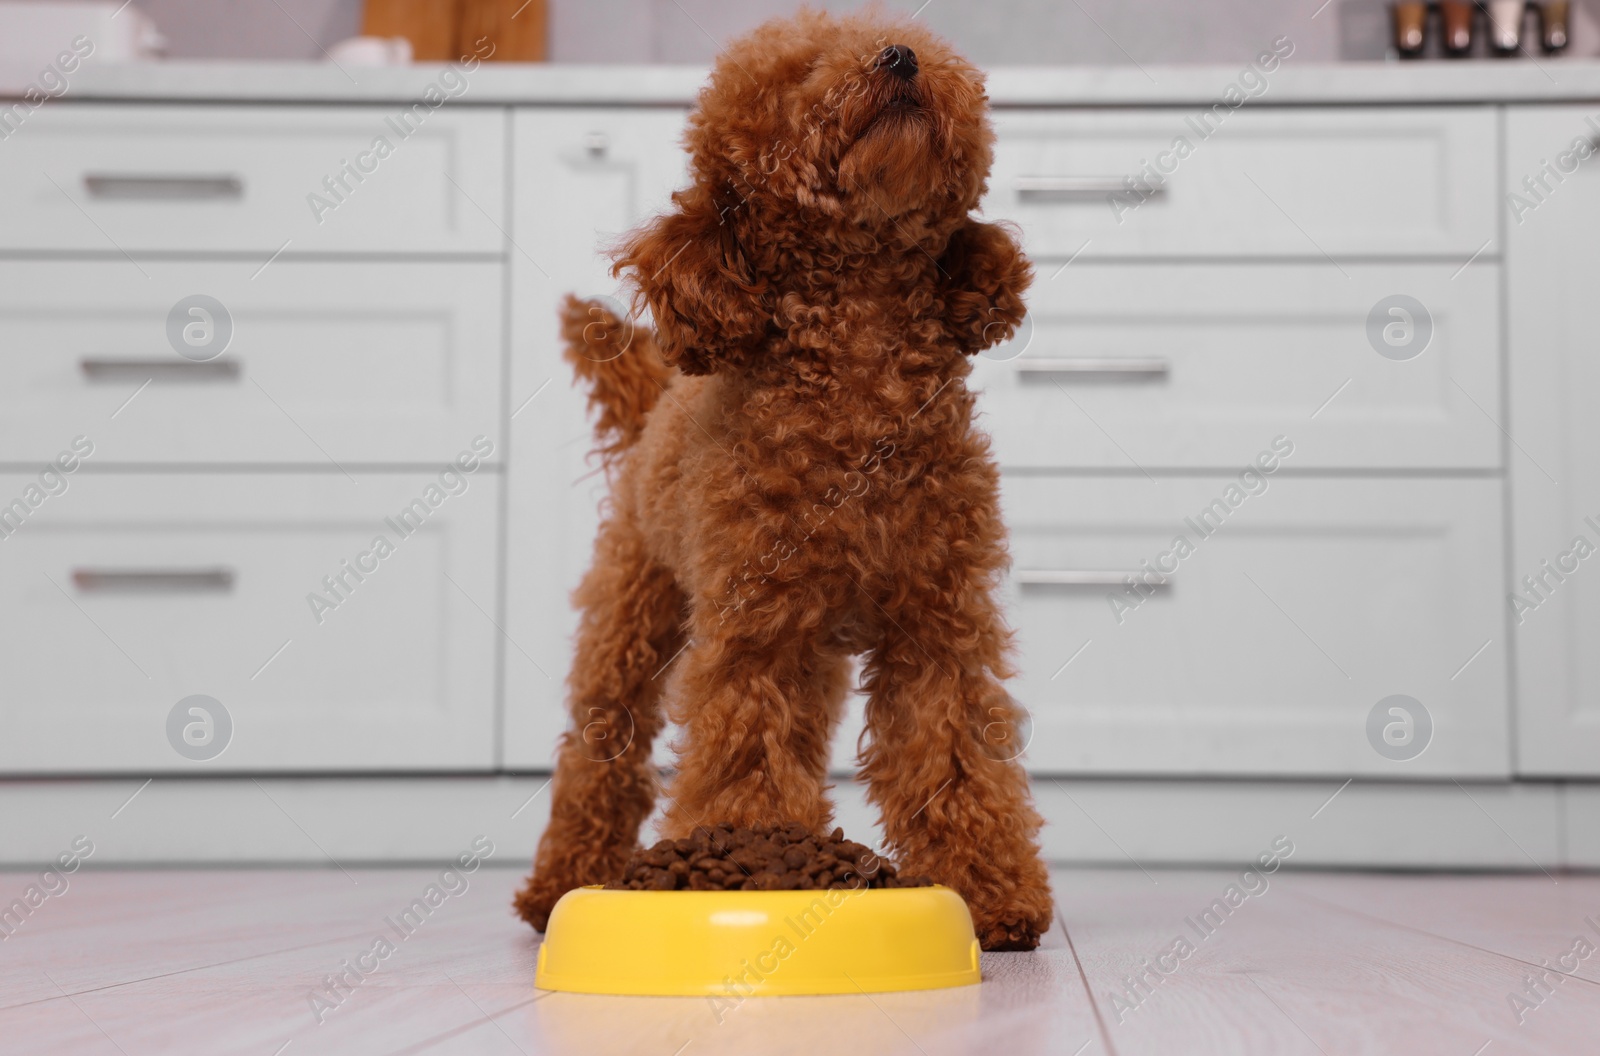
535 884 981 996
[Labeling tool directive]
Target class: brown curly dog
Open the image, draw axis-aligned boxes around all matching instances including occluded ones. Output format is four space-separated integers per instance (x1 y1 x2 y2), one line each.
514 8 1053 951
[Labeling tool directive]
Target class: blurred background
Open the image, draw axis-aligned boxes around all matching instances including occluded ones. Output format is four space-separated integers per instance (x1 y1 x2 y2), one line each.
38 0 1600 62
1 0 1597 881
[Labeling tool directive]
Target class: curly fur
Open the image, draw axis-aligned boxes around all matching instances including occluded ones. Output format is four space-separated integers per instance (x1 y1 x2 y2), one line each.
515 7 1053 952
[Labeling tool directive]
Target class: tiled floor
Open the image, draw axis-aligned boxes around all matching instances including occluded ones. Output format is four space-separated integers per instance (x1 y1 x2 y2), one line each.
2 865 1597 1055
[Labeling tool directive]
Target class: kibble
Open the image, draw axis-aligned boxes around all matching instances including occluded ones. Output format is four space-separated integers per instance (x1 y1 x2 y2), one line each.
602 823 932 892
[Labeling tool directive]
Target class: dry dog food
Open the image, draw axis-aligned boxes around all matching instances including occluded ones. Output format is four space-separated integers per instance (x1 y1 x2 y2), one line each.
603 823 932 892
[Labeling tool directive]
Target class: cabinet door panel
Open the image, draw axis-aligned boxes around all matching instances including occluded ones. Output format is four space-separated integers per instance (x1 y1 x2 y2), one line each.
505 108 690 768
1506 106 1600 775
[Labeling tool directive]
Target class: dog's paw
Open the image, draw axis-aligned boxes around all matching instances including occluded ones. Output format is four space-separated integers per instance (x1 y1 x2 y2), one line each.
976 917 1043 952
512 873 568 932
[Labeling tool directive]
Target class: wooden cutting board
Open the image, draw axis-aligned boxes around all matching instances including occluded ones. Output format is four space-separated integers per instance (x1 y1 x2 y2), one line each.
362 0 461 62
362 0 546 62
457 0 547 61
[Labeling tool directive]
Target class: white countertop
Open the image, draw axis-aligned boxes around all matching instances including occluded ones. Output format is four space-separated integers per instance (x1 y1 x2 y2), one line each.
11 59 1600 107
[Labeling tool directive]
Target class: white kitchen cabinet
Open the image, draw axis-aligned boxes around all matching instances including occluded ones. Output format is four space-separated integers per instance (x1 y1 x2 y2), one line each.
497 104 1519 782
1506 106 1600 775
503 108 690 769
0 472 501 772
0 82 1569 809
1003 476 1510 777
0 99 512 777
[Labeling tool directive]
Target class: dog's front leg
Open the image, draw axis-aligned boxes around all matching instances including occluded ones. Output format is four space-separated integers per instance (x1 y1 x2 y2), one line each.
659 604 846 839
859 589 1055 951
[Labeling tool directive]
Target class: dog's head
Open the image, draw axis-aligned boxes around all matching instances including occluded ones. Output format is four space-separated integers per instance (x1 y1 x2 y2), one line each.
614 9 1013 375
692 9 993 226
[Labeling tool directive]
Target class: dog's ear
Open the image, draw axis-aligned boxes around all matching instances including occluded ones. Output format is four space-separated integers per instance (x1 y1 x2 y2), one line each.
938 219 1033 356
612 189 769 376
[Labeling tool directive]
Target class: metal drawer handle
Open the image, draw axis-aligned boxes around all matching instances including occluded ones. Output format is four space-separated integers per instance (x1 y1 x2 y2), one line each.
83 174 244 201
1017 570 1171 592
1016 176 1165 201
80 358 241 382
72 568 236 593
1016 357 1170 378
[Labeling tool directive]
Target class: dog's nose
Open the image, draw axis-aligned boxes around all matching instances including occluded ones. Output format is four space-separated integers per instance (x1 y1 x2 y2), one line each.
880 44 918 80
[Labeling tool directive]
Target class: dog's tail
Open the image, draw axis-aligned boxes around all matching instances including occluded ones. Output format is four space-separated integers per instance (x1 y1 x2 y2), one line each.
558 294 671 467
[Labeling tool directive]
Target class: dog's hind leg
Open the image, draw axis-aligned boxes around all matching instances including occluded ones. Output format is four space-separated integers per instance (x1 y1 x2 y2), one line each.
513 514 684 931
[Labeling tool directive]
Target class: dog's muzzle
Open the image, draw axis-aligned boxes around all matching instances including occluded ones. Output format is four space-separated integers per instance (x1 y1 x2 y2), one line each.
879 44 918 80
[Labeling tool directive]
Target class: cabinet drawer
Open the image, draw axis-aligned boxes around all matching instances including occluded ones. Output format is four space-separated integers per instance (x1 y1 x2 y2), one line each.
0 104 506 253
988 107 1495 259
0 472 499 773
1002 476 1508 777
0 261 503 466
973 262 1501 470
